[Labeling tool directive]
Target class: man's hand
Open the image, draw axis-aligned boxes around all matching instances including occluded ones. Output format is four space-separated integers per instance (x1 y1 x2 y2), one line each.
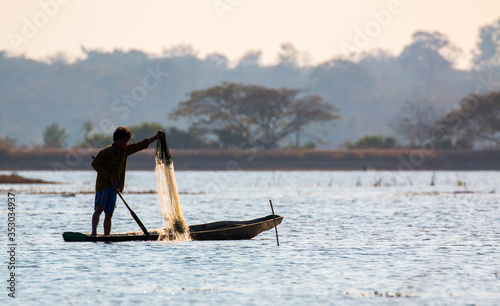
148 130 164 144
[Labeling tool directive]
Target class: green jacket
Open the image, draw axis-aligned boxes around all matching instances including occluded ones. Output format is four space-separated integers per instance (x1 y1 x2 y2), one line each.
91 139 150 192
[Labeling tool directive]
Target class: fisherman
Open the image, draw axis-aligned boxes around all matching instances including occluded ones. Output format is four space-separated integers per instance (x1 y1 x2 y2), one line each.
91 126 163 236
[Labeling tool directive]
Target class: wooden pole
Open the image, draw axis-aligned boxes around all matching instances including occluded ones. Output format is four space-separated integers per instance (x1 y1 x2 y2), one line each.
111 183 150 238
269 200 279 246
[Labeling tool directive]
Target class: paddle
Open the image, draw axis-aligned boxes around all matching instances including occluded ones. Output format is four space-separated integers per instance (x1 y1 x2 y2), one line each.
269 200 279 246
110 183 150 237
92 156 150 237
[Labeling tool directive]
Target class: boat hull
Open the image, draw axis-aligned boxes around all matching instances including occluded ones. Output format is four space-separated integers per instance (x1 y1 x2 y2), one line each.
62 215 283 242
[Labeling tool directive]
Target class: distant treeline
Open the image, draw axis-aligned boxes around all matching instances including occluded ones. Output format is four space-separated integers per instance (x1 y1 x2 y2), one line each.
1 18 500 149
2 148 500 171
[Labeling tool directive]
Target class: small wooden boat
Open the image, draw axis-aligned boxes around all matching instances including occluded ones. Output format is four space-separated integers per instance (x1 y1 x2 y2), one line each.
62 215 283 242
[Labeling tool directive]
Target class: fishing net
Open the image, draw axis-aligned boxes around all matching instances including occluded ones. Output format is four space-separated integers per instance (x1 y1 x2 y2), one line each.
155 135 190 241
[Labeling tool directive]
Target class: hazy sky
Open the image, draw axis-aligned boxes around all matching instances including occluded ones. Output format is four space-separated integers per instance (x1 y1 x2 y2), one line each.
1 0 499 69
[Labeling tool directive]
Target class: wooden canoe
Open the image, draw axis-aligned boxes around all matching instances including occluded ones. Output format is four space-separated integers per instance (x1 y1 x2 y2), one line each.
62 214 283 242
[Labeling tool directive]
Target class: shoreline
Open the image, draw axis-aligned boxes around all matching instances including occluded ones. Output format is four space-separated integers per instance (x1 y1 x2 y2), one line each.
1 148 500 171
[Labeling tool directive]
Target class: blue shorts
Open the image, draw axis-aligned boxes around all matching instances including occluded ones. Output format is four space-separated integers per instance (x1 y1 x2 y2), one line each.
94 182 118 213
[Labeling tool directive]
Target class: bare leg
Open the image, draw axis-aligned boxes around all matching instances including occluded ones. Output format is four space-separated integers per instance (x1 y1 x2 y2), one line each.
91 204 105 236
103 212 113 235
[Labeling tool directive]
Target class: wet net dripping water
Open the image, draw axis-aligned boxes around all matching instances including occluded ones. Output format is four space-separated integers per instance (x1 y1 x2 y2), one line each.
155 136 190 241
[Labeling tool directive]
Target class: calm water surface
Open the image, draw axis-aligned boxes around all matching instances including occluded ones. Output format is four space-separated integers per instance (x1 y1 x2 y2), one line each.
1 170 499 305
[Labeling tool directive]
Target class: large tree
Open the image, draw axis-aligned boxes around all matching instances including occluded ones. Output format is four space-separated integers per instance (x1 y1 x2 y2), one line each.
171 83 339 149
389 100 441 146
397 31 462 102
0 137 16 151
43 123 68 148
472 18 500 70
129 122 166 141
440 91 500 147
398 31 459 75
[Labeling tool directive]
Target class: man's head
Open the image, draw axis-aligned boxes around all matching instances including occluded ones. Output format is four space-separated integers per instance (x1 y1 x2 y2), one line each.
113 126 133 142
113 127 133 150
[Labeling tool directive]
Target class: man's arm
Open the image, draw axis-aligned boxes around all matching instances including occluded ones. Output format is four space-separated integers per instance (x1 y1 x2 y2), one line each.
125 130 164 156
148 130 164 144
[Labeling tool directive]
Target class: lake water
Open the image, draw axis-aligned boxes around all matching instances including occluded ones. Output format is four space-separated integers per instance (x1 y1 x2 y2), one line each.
1 170 500 305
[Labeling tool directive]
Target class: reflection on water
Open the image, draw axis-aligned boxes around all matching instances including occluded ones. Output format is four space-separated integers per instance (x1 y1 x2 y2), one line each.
0 170 499 305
